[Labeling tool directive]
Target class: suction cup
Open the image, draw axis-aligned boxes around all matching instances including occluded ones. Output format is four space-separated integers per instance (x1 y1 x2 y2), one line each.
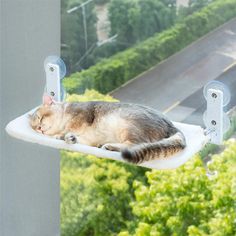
60 83 66 101
44 56 66 79
203 111 231 133
203 81 231 106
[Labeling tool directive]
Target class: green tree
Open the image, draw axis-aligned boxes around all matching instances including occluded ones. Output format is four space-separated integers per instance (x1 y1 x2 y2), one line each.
109 0 176 48
61 152 135 236
118 140 236 236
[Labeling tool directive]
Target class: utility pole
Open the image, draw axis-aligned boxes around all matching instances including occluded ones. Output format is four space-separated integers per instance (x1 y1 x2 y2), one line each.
82 4 88 51
67 0 93 52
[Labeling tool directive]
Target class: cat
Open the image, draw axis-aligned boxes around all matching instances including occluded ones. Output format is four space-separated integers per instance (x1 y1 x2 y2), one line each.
29 95 186 164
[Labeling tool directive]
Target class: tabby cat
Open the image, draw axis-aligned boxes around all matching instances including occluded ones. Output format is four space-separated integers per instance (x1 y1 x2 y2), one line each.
29 95 186 164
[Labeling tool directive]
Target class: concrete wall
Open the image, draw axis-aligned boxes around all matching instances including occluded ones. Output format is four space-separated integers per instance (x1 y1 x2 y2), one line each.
0 1 60 235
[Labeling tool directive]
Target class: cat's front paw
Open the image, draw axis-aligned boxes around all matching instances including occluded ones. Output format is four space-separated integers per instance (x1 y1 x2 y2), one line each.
65 133 77 144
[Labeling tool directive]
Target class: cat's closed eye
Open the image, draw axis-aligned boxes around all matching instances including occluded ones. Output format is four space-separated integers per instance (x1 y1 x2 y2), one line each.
36 115 41 121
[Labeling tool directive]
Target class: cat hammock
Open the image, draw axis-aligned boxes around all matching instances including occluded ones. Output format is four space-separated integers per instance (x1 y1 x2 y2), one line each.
5 57 231 170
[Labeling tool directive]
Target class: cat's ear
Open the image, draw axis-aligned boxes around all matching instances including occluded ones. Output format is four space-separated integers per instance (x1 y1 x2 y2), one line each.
43 94 53 106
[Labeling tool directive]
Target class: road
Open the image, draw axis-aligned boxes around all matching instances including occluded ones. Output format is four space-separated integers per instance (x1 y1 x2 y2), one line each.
111 18 236 126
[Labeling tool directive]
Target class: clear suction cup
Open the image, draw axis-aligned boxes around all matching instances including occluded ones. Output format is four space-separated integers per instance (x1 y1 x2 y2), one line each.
203 111 231 133
44 55 66 79
60 83 66 101
203 81 231 106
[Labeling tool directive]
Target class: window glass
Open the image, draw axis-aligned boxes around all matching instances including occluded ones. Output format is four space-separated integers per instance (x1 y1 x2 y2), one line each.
61 1 236 235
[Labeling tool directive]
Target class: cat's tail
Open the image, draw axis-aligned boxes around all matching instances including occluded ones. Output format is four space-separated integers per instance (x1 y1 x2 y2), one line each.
122 131 186 164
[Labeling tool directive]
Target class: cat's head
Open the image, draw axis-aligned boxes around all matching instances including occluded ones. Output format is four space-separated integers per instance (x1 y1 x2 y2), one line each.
29 95 63 135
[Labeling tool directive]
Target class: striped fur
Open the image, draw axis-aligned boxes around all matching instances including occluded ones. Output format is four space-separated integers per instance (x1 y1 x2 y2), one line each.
122 132 186 164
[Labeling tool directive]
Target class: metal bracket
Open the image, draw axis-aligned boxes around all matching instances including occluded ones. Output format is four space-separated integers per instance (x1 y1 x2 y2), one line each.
205 88 224 145
45 63 61 102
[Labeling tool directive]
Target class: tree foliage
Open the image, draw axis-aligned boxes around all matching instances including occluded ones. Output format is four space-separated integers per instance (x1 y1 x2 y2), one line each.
109 0 175 47
118 140 236 236
61 152 136 236
63 0 236 95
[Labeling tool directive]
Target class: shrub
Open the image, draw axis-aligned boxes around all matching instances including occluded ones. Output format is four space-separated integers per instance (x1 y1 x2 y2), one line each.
118 140 236 236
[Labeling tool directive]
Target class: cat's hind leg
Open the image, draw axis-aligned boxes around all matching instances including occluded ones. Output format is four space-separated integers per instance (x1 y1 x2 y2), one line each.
101 141 133 152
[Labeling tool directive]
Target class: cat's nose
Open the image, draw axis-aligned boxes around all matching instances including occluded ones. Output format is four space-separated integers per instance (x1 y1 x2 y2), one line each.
38 126 42 130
